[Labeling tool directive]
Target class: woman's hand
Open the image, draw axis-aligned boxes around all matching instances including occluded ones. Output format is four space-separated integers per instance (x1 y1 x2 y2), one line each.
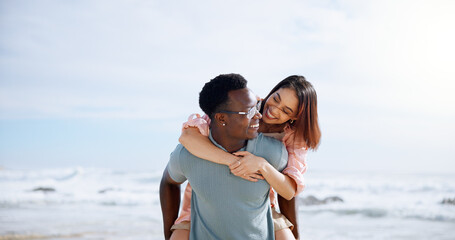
233 151 297 200
229 151 266 182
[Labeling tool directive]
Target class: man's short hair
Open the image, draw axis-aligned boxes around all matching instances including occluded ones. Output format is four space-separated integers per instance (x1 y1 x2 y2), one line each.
199 73 248 118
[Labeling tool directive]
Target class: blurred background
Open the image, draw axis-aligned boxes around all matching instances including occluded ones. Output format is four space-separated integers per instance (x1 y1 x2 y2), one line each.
1 0 454 239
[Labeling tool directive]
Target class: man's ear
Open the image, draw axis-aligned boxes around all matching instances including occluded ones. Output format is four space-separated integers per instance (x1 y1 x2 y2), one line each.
214 113 227 126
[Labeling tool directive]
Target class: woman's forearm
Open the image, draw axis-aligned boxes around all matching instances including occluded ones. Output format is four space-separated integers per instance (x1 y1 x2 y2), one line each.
259 162 297 200
179 127 238 166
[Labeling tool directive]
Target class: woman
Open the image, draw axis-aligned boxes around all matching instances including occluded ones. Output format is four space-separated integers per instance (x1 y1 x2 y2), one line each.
171 75 321 240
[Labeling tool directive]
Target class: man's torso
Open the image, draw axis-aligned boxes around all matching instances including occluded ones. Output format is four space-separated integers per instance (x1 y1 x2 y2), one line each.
168 133 288 240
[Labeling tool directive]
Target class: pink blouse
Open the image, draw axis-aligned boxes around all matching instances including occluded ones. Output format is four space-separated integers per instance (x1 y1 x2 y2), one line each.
174 114 307 224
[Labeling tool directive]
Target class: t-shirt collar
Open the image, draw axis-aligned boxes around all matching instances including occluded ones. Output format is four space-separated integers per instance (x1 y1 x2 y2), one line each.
209 130 247 153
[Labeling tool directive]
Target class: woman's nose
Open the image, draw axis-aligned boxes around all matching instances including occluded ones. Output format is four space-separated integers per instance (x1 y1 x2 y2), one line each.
270 105 280 115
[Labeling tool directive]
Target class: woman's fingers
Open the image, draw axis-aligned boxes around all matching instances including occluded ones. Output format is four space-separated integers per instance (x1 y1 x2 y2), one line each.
231 162 256 175
251 173 264 180
246 176 258 182
242 173 263 182
240 173 257 182
229 159 242 170
232 168 249 179
231 168 263 181
233 151 250 157
231 167 243 176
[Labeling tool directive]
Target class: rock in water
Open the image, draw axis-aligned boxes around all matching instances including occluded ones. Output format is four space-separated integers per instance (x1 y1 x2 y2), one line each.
441 198 455 205
323 196 344 204
98 188 115 194
32 187 56 193
299 195 344 206
299 195 321 205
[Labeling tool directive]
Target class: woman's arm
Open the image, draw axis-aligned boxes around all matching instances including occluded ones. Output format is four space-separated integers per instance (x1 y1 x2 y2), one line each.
230 151 297 200
179 114 237 166
179 127 264 182
179 127 238 166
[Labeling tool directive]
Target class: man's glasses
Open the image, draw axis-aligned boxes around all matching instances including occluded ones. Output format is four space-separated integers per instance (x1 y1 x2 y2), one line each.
219 101 261 119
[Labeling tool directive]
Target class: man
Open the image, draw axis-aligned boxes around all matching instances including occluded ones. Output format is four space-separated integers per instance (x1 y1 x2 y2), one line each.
160 74 288 239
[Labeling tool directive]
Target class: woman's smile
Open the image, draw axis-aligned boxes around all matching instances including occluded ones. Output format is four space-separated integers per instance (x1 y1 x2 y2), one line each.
263 107 278 120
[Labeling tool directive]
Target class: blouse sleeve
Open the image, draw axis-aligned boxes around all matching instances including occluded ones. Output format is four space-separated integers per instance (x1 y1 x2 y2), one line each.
181 113 211 137
281 125 308 196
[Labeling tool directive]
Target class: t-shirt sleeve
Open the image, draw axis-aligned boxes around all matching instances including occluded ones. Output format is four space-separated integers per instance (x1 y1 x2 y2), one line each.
167 145 187 183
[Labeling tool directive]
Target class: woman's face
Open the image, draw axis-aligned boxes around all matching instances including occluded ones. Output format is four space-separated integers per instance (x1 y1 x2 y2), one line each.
262 87 299 125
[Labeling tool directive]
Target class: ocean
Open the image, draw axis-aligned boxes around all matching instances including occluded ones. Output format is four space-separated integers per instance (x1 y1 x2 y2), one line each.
1 167 454 240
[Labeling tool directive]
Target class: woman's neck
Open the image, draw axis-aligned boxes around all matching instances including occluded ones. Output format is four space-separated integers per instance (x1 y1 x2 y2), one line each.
258 119 286 133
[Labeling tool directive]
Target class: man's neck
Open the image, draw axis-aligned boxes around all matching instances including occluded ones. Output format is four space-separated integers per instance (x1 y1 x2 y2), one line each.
210 127 247 153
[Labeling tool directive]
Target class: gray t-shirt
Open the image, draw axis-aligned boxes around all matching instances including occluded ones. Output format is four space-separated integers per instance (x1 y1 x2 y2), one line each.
167 133 288 240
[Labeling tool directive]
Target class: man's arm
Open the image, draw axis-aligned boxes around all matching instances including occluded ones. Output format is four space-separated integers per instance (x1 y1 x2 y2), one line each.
278 195 299 239
160 166 182 240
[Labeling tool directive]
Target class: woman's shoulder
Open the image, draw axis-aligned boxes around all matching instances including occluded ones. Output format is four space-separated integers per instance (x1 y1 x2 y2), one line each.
283 124 308 150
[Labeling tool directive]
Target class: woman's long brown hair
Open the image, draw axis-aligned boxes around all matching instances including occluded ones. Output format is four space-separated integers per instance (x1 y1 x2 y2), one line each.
261 75 321 150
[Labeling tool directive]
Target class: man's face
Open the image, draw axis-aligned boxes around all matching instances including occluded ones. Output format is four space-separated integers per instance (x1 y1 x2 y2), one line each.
223 88 262 140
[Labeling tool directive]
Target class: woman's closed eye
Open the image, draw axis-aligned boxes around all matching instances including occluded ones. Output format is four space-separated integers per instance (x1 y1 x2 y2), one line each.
273 96 279 103
273 96 290 115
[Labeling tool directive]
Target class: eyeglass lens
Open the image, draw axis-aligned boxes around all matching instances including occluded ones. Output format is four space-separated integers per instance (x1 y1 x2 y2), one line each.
247 101 261 119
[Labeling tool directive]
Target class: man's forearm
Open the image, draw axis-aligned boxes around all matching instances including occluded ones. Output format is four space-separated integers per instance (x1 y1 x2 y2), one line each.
278 195 299 239
160 170 182 240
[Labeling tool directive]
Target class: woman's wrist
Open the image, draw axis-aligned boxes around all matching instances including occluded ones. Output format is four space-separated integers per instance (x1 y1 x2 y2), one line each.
224 154 241 166
257 158 269 174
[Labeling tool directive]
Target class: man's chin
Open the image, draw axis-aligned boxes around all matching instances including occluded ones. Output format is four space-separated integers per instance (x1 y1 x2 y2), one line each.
246 131 259 139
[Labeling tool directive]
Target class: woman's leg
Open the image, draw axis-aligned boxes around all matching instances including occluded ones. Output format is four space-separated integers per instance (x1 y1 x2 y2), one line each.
169 184 192 240
275 227 296 240
170 229 190 240
278 196 299 238
272 204 296 240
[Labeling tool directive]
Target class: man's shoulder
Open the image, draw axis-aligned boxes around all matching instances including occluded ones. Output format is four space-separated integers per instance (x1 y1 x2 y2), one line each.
251 133 284 148
169 143 196 183
170 144 195 161
247 133 287 169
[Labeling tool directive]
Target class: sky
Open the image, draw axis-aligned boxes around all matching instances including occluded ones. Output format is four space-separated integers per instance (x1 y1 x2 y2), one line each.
1 0 454 174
